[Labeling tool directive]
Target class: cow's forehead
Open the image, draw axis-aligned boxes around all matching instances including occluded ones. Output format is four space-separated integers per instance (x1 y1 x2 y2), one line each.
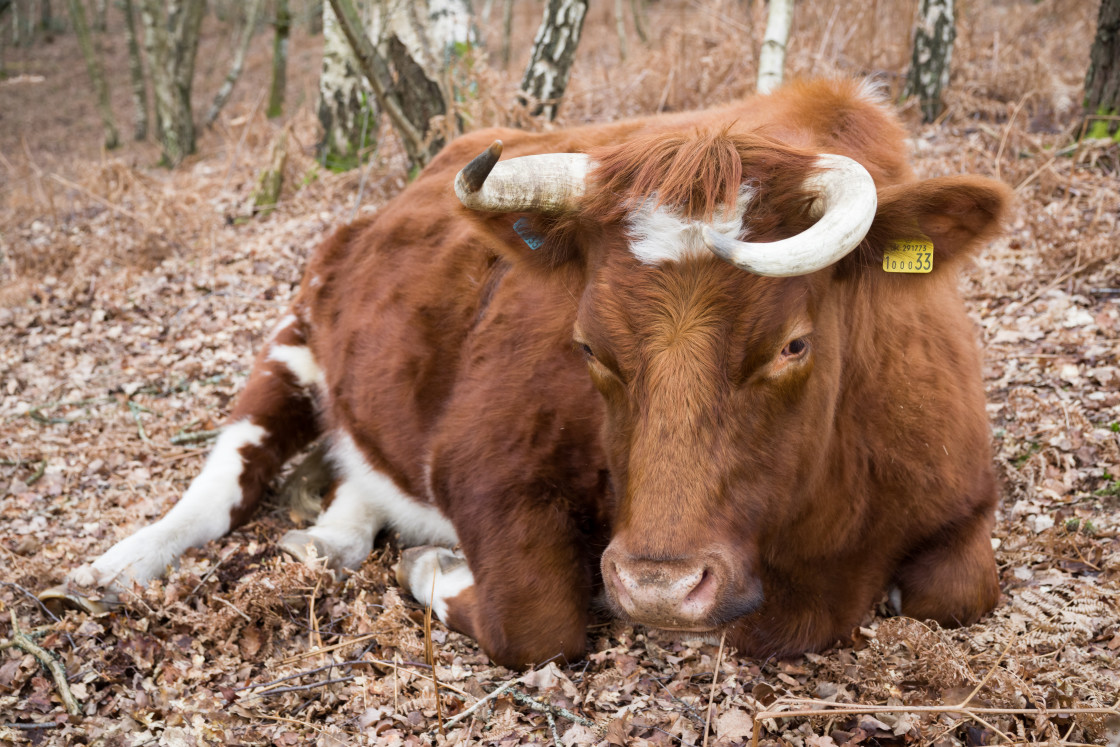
626 185 757 265
580 252 815 361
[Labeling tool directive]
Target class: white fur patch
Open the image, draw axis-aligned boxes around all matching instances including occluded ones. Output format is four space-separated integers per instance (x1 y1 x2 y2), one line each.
75 419 266 593
405 547 475 623
268 344 324 388
627 186 755 265
268 314 298 341
328 431 459 548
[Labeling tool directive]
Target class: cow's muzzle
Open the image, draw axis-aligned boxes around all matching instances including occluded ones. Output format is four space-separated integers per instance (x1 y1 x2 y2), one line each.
601 544 762 630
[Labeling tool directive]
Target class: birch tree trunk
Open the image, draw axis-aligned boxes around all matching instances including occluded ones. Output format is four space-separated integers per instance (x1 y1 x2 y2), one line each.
267 0 291 118
206 0 263 125
121 0 148 139
66 0 119 148
614 0 627 61
325 0 473 169
139 0 205 166
757 0 793 94
327 0 431 167
519 0 588 120
500 0 511 66
318 0 372 169
902 0 955 123
631 0 647 44
1084 0 1120 138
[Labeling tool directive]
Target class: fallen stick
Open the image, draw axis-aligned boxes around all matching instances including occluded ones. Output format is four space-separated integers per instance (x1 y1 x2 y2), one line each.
750 698 1120 747
1 615 81 716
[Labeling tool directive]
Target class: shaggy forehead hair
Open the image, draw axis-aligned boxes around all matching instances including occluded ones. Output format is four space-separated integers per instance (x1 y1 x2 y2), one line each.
583 129 821 230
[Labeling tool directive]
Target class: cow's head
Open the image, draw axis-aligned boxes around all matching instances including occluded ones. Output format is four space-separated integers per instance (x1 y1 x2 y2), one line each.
457 133 1008 633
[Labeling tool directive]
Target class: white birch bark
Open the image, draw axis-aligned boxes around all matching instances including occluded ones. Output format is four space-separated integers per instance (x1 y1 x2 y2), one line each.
519 0 589 120
139 0 204 165
267 0 291 118
903 0 955 123
614 0 627 61
66 0 118 148
121 0 148 139
317 0 372 168
206 0 264 126
757 0 793 94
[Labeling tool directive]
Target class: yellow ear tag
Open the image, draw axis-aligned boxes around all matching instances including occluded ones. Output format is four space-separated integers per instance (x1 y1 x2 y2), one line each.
883 239 934 273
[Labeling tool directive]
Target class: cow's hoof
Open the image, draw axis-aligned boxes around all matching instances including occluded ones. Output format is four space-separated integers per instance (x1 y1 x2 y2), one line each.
279 530 333 566
37 586 110 617
394 546 465 589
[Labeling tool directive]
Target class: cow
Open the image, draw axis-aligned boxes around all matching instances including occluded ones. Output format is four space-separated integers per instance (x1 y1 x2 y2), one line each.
41 78 1009 669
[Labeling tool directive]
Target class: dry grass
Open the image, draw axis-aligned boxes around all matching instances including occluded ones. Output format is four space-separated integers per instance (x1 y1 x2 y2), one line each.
1 1 1119 745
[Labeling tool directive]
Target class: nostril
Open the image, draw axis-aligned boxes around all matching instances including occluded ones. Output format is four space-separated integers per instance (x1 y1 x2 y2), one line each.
681 567 718 614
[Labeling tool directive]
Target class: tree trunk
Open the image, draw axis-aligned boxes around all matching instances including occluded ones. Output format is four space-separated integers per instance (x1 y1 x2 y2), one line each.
121 0 148 139
93 0 106 31
327 0 432 167
1084 0 1120 138
139 0 205 166
630 0 647 44
757 0 793 94
66 0 119 148
206 0 263 126
317 0 373 170
39 0 50 32
902 0 955 123
267 0 290 118
500 0 511 66
614 0 627 61
519 0 588 120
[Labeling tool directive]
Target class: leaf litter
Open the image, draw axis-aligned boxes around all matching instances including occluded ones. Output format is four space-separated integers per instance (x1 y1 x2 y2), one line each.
1 0 1119 744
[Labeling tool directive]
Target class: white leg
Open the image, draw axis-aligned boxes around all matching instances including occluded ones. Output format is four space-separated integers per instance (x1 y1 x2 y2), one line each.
396 546 475 625
280 479 384 570
67 420 266 596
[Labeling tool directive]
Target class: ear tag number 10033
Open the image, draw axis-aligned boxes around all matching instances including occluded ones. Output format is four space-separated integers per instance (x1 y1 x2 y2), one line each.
883 239 934 273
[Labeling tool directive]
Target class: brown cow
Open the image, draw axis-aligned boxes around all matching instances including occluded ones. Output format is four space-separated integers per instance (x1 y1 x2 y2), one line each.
43 78 1008 669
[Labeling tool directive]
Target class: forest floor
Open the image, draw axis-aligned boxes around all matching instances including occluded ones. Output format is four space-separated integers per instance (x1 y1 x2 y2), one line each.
1 1 1119 745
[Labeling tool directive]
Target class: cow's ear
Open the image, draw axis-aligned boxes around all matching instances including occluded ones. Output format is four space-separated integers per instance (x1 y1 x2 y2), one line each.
861 176 1011 270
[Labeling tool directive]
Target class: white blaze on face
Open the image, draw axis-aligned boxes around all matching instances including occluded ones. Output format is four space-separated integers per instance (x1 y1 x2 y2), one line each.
627 185 756 265
71 419 266 593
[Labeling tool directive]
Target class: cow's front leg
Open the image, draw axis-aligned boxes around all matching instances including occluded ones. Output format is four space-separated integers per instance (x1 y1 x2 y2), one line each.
396 515 593 669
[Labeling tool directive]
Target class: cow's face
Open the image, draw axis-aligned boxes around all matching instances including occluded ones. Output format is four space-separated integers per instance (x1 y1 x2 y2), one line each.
576 218 842 632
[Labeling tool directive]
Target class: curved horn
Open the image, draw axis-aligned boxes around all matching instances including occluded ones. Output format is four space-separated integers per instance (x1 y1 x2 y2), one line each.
455 140 591 214
702 154 877 277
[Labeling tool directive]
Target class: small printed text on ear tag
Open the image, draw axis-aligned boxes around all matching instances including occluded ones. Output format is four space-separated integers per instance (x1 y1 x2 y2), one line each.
513 217 545 251
883 238 934 273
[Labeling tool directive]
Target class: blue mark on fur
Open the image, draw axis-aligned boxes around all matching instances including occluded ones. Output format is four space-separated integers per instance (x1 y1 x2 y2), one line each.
513 217 545 251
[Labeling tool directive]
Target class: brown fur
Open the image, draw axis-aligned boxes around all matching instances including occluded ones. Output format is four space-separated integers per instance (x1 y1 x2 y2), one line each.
217 78 1007 668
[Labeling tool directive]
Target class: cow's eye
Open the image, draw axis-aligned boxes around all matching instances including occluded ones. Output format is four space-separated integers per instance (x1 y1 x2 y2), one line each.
781 338 809 359
577 342 595 359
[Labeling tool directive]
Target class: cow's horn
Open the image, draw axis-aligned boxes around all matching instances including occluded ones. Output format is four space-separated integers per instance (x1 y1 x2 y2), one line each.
455 141 590 214
702 154 878 277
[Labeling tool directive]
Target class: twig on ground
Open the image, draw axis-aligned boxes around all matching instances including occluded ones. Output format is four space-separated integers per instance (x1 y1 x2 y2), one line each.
170 429 220 445
441 678 520 730
25 459 47 486
1 615 81 716
701 632 726 747
127 401 151 444
2 723 61 730
214 596 252 622
186 556 227 600
244 675 356 699
508 687 601 732
749 698 1120 747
